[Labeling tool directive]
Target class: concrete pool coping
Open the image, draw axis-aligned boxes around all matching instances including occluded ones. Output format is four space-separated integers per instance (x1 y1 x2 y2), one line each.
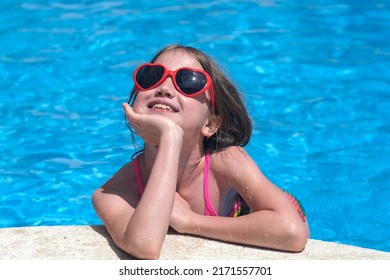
1 225 390 260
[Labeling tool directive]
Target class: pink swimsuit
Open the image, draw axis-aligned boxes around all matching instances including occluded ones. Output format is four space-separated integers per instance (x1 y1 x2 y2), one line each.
133 153 242 217
133 153 306 221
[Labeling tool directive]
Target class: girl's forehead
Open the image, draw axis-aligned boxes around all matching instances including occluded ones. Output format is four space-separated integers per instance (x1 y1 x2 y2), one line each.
155 50 203 70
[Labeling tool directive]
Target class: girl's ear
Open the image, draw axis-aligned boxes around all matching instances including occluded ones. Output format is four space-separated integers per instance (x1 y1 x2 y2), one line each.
202 114 221 138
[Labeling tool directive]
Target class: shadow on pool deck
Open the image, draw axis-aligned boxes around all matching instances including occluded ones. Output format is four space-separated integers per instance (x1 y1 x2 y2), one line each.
0 225 389 260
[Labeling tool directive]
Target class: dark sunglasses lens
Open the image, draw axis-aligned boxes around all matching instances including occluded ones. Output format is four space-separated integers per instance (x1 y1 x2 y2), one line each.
136 65 165 89
176 70 207 94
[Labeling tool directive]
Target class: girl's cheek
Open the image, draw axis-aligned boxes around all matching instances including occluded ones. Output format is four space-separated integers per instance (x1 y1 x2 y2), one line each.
132 97 144 114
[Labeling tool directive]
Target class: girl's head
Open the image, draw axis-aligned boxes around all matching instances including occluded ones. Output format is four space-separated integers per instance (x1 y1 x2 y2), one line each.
127 44 252 153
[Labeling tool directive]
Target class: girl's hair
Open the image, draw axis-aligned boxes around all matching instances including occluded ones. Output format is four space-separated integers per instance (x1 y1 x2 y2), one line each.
127 44 252 154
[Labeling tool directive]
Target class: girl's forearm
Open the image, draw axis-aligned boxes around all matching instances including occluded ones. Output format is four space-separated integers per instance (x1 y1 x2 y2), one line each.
184 211 308 252
121 129 183 259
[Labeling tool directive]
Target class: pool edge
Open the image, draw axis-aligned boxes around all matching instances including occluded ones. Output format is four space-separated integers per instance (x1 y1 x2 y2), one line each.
1 225 389 260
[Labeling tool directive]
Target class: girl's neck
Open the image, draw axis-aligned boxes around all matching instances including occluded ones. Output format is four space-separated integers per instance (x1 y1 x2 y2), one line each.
141 143 205 188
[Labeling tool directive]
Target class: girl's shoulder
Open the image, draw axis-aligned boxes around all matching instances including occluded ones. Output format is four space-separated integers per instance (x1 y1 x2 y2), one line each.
210 146 252 167
210 146 258 180
111 160 135 183
98 160 140 197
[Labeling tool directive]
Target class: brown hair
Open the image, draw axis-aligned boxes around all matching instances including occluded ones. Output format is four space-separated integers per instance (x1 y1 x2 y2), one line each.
127 44 252 154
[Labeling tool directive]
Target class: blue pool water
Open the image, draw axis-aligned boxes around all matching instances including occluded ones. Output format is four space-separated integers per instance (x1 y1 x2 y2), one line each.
1 0 389 252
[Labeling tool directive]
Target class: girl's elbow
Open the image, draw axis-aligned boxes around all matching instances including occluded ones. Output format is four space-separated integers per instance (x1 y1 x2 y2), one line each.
134 245 161 260
128 247 161 260
284 220 309 252
117 236 162 260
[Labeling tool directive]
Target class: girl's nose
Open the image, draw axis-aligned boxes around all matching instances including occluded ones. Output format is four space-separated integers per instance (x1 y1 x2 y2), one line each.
155 76 176 98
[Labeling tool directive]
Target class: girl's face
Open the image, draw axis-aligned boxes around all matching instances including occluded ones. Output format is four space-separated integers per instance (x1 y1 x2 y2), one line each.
132 50 215 138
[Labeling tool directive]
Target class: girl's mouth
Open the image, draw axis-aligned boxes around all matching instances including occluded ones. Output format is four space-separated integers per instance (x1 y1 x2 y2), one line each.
147 100 179 112
151 103 173 112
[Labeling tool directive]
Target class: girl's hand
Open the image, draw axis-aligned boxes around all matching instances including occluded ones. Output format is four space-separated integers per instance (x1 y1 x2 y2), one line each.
122 103 183 146
170 193 195 234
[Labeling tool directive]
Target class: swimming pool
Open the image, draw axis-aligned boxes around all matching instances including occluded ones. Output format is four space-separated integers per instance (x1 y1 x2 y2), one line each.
1 0 389 253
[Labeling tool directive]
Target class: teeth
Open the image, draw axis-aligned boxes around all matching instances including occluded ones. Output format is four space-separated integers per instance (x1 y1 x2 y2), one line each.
153 103 173 111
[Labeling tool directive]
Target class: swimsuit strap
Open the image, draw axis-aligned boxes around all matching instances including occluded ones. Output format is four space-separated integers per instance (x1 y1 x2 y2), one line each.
134 155 145 195
203 152 243 217
203 152 219 216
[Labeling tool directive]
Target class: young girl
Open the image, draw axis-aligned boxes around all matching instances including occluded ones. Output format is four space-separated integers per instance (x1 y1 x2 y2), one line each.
92 45 309 259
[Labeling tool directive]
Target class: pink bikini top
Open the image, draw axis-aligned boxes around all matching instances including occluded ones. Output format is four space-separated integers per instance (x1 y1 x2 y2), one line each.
133 153 241 217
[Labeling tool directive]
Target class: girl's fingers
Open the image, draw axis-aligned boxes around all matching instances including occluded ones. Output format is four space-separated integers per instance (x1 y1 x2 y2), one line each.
122 103 140 124
121 103 183 146
122 102 134 117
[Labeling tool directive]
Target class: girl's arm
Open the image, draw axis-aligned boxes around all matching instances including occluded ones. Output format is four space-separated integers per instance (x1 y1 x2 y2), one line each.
170 147 309 252
93 104 183 259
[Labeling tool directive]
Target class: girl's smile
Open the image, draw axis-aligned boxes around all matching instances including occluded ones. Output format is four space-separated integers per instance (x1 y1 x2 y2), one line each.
147 98 179 113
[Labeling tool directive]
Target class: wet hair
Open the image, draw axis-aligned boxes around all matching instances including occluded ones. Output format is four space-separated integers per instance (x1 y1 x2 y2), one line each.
127 44 252 154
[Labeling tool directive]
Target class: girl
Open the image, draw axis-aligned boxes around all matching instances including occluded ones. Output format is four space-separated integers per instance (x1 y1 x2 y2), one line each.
92 45 309 259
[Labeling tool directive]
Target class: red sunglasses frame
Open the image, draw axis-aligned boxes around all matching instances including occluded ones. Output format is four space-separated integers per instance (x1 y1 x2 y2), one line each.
133 63 216 110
